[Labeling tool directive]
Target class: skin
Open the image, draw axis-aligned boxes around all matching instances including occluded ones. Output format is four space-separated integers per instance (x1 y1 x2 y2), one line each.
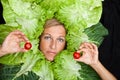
75 42 117 80
75 42 98 65
39 25 66 61
0 19 117 80
0 30 29 57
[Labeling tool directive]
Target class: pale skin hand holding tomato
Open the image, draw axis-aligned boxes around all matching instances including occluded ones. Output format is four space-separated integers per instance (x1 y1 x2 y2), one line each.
74 42 117 80
0 30 30 57
74 42 99 65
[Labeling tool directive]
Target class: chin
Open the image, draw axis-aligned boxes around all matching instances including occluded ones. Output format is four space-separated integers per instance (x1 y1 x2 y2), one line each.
46 58 54 61
46 56 55 61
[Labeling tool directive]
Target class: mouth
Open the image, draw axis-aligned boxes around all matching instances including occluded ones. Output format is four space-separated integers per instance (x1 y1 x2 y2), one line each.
47 51 57 54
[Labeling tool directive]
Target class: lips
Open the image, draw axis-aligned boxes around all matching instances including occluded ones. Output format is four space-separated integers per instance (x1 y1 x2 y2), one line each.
47 51 57 54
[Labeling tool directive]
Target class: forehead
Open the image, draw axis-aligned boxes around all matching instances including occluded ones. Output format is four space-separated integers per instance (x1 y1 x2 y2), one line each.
43 25 66 35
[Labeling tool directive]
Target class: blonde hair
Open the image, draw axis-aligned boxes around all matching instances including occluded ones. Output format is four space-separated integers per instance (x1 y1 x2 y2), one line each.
43 18 65 29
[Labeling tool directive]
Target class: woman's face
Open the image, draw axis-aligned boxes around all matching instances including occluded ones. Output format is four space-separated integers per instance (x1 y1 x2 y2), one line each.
39 25 66 61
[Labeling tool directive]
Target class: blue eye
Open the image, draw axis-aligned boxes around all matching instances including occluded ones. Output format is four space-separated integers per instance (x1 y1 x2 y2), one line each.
44 36 51 40
57 38 65 42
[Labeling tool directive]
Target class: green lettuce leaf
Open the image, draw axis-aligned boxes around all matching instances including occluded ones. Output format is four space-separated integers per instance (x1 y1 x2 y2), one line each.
66 22 108 51
53 50 101 80
55 0 102 29
13 50 41 79
1 0 44 38
0 64 39 80
78 62 101 80
32 58 54 80
84 22 108 46
53 50 81 80
0 24 17 44
0 0 106 80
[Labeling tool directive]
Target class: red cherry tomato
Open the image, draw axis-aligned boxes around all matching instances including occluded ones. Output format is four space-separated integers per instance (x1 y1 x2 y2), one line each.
73 52 81 59
24 42 32 50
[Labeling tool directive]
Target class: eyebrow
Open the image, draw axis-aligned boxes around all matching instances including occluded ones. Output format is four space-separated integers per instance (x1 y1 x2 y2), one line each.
42 33 66 38
42 33 51 36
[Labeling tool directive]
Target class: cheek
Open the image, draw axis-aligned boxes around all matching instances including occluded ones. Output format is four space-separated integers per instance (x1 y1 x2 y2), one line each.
57 43 66 52
39 40 49 52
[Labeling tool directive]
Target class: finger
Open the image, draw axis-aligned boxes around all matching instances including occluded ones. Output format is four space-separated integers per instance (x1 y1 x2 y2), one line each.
7 30 25 39
9 30 24 36
15 31 29 42
11 30 29 42
90 43 99 56
90 43 98 51
74 53 86 62
17 38 26 43
17 35 29 42
74 57 84 62
79 42 85 49
77 48 89 56
19 48 28 53
79 42 91 50
22 35 29 42
75 49 91 62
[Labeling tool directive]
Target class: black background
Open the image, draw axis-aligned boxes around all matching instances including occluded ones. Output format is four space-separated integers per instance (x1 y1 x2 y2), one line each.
0 0 120 79
99 0 120 79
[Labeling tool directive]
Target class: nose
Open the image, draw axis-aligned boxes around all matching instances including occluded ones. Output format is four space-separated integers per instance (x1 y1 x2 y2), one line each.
50 39 56 49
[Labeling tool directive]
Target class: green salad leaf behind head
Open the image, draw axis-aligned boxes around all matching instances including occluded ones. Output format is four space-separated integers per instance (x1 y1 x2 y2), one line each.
0 0 107 80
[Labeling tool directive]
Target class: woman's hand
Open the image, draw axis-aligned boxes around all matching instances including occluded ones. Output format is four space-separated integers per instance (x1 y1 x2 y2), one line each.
74 42 99 66
74 42 117 80
0 30 29 56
